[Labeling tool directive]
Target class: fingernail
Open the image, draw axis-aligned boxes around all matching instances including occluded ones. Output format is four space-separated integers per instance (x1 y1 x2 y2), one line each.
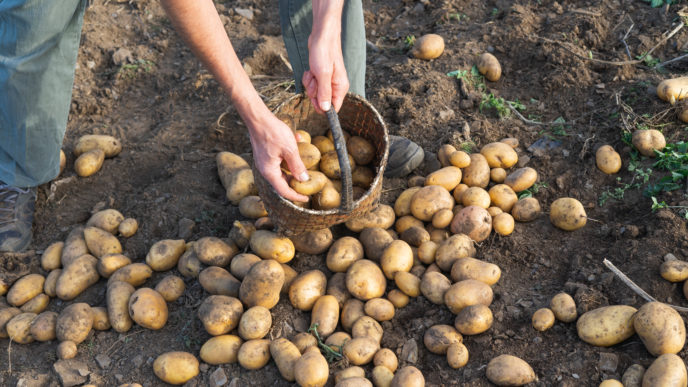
321 101 331 111
298 171 310 182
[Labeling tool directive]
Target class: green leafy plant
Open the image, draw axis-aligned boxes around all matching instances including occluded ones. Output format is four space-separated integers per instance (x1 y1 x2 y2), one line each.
643 0 675 7
308 323 344 363
651 197 688 219
404 35 416 48
480 93 510 118
518 182 548 199
119 59 155 79
459 141 476 153
644 141 688 197
447 65 485 91
447 12 467 22
636 53 660 68
598 154 652 206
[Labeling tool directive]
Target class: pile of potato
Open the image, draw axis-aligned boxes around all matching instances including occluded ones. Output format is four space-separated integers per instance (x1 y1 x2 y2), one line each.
72 134 123 177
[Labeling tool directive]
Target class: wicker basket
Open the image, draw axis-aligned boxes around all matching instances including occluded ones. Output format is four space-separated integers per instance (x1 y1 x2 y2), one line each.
253 93 389 235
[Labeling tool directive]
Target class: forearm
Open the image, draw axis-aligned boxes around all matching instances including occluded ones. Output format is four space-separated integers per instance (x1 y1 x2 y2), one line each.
311 0 344 40
160 0 266 125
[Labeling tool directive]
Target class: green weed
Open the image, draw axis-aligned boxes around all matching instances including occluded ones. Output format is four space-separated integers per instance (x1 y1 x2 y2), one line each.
459 141 476 153
119 59 155 79
480 93 511 118
644 141 688 197
636 53 660 68
404 35 416 48
518 182 548 199
308 324 344 362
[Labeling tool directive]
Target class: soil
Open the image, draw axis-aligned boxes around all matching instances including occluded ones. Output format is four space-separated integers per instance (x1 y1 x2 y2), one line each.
2 0 688 386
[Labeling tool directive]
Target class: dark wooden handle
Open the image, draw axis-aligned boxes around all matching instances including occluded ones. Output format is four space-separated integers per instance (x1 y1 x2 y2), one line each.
326 107 353 213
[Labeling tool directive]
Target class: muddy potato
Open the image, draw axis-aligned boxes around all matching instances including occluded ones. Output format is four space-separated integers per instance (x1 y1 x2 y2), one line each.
84 226 122 258
431 208 453 229
107 281 135 333
600 380 623 387
281 263 298 294
411 33 444 60
657 77 688 104
634 302 686 356
75 148 105 177
237 306 271 340
6 312 36 343
632 129 666 157
177 247 204 279
481 142 518 169
153 351 199 385
451 206 492 243
91 306 110 331
489 184 518 212
249 230 295 263
643 354 687 387
225 167 258 205
622 364 645 387
311 295 340 337
312 183 341 210
311 135 334 154
289 270 327 311
41 241 64 271
511 197 541 222
293 332 318 354
493 213 515 236
444 279 493 314
57 340 77 359
550 292 577 323
7 274 45 307
504 168 537 193
352 315 384 343
447 342 469 369
341 299 366 332
197 237 238 267
336 366 366 384
56 302 93 344
107 262 151 287
61 226 89 267
346 260 386 301
198 295 243 336
216 151 250 187
57 255 100 300
145 239 186 271
454 304 493 335
424 324 463 355
74 134 121 157
661 260 688 282
400 226 429 248
408 175 426 187
372 348 398 373
346 204 395 232
265 338 301 382
360 227 394 261
128 288 167 330
550 197 587 231
462 187 491 209
229 253 260 280
291 228 334 255
391 366 425 387
531 308 555 331
30 311 58 341
596 145 622 174
411 185 454 221
20 293 49 313
337 377 372 387
425 166 462 191
450 257 501 286
228 220 255 249
237 339 271 370
118 218 138 237
477 52 502 82
462 153 490 188
486 355 536 386
343 336 380 365
395 187 423 217
199 266 241 297
199 334 242 365
453 183 469 203
86 209 124 234
240 259 284 309
417 241 438 265
438 144 457 167
420 271 452 304
395 215 423 234
449 150 471 168
295 349 329 387
288 142 322 170
97 254 131 278
380 240 413 279
59 149 66 175
290 171 328 195
326 272 351 306
491 168 507 183
348 136 376 166
155 275 185 302
325 332 351 351
43 269 61 298
395 271 421 297
0 307 20 338
327 237 364 273
320 150 356 179
364 298 395 322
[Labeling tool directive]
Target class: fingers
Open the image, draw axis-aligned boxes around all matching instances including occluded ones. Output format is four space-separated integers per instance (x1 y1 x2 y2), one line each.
262 165 309 202
282 146 309 183
331 70 349 112
315 68 333 112
303 71 322 114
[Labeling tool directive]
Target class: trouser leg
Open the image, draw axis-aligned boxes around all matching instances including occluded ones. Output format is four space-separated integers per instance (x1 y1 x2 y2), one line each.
279 0 366 97
0 0 87 188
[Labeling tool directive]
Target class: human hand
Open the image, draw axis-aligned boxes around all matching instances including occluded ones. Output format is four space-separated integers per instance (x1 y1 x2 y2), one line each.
303 30 349 113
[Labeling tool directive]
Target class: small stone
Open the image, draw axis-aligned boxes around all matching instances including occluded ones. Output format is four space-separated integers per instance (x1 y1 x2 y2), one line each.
527 137 562 157
95 354 111 369
572 373 580 379
234 8 254 20
146 357 155 366
177 218 195 240
86 61 96 69
506 305 522 320
401 339 418 364
664 253 678 262
112 48 133 66
228 378 240 387
439 109 455 121
209 368 227 387
132 354 144 368
599 352 618 373
53 360 90 387
199 363 209 373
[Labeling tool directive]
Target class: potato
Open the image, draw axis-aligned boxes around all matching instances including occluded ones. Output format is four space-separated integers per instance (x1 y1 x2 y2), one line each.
364 298 395 322
59 149 66 175
622 364 645 387
425 166 462 191
410 185 454 222
97 254 131 278
346 260 386 301
229 220 255 249
20 293 49 313
311 295 339 337
391 366 425 387
395 271 421 297
658 77 688 104
284 142 321 170
503 168 536 193
74 134 121 157
155 275 185 302
195 237 237 267
86 209 124 234
57 254 100 300
337 377 372 387
341 299 366 332
454 304 493 335
216 151 250 187
56 303 93 344
226 168 258 205
281 263 298 294
429 209 452 230
289 270 327 311
487 206 503 217
492 213 515 236
320 150 356 179
0 307 20 338
600 380 623 387
411 33 444 60
118 218 138 237
380 240 413 280
576 304 638 347
343 336 379 365
634 302 685 355
295 349 329 387
395 187 423 217
237 339 271 370
352 316 384 344
91 306 111 331
327 237 364 273
477 53 502 82
360 227 394 261
447 150 469 168
336 366 366 384
265 338 301 382
511 197 541 222
325 331 351 351
236 306 271 340
550 198 587 231
420 271 452 304
346 204 395 232
41 241 64 271
326 272 351 307
446 342 469 369
395 215 423 234
462 154 490 188
61 226 89 267
293 332 318 353
145 239 186 271
417 241 438 265
290 170 328 195
451 257 501 286
491 168 507 183
348 136 376 166
200 334 242 365
7 274 45 307
444 279 493 314
75 148 105 177
485 356 537 386
153 351 199 385
57 340 77 360
489 185 518 213
462 187 491 209
549 292 577 323
6 312 36 343
595 145 622 174
199 267 241 297
312 136 335 155
240 259 284 309
84 226 122 258
291 228 334 255
660 260 688 282
532 308 555 331
481 142 517 169
437 144 457 167
107 262 152 287
249 230 295 263
296 130 311 143
198 295 243 336
633 129 666 157
227 254 259 281
424 324 463 355
312 183 341 210
451 206 492 242
177 247 204 279
453 183 469 203
401 226 431 248
643 354 687 387
107 281 135 333
30 311 58 341
128 288 167 330
388 289 410 308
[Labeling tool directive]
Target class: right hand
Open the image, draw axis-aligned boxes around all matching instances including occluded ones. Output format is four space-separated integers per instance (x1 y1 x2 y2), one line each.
246 115 310 203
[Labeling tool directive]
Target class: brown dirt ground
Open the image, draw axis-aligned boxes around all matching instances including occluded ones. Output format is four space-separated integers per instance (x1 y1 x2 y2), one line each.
3 0 688 386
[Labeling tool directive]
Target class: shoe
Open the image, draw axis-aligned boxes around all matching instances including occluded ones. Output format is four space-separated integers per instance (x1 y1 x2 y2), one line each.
0 182 36 252
384 135 424 178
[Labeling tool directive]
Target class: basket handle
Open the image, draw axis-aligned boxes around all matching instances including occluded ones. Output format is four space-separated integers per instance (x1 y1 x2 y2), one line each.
326 107 353 213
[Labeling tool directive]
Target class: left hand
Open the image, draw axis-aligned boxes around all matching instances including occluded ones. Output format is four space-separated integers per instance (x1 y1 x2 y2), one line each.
303 32 349 113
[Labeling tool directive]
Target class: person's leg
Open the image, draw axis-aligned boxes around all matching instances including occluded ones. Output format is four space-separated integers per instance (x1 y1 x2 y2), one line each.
0 0 87 251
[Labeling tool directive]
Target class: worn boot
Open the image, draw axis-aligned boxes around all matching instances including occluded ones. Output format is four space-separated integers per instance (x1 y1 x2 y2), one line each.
384 135 424 178
0 183 36 252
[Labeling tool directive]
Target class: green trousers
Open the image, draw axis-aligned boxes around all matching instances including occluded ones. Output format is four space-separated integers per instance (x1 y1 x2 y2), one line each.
0 0 87 188
279 0 366 97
